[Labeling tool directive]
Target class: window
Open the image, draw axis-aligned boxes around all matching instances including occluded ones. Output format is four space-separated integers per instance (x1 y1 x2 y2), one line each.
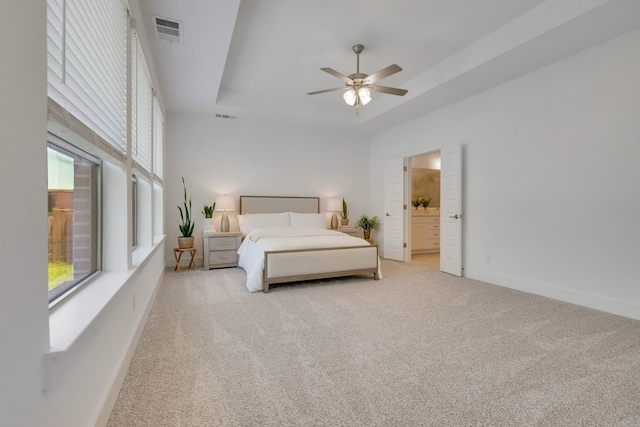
48 137 101 305
45 0 164 306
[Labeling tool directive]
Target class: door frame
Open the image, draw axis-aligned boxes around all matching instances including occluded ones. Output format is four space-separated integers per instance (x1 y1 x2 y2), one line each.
403 149 442 263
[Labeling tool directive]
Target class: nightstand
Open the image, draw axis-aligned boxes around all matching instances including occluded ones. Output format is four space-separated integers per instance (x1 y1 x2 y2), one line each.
338 227 359 237
203 231 242 270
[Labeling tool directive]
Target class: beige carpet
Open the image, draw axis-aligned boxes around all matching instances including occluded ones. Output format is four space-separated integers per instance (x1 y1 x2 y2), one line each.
108 260 640 426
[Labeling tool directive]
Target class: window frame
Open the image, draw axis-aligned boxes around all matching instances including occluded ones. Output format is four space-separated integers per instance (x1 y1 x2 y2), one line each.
48 133 103 309
131 173 138 248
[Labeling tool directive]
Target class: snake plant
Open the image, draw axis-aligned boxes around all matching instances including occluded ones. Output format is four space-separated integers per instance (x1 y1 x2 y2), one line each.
340 198 349 220
202 203 215 218
177 177 195 237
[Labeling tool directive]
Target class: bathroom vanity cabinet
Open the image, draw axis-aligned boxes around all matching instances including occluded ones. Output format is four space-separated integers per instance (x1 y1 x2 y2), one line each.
411 215 440 253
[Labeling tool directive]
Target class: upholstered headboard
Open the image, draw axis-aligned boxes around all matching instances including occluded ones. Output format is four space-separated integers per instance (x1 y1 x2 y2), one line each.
239 196 320 214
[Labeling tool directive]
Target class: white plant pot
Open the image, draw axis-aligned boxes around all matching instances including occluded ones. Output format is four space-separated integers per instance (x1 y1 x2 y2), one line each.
202 217 216 232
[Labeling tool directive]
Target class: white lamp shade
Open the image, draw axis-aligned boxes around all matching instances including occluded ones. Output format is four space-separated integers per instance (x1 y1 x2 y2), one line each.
215 195 235 211
343 89 357 106
358 88 371 105
326 198 342 212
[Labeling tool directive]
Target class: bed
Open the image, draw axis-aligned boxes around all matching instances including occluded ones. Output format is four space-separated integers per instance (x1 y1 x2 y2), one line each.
236 196 381 292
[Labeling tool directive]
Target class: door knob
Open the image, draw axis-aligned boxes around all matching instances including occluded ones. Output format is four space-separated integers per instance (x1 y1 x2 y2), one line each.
385 213 391 217
449 214 459 219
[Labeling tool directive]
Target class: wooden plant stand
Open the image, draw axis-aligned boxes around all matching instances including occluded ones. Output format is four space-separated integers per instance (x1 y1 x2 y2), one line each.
173 247 196 272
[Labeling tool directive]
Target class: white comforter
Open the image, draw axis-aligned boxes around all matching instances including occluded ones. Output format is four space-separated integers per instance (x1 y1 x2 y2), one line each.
237 226 381 292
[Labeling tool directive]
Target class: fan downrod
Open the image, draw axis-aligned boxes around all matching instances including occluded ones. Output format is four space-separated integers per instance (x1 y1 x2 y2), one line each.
350 44 366 80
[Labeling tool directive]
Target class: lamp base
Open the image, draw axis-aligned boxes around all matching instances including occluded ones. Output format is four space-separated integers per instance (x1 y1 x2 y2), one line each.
330 212 338 230
221 212 230 232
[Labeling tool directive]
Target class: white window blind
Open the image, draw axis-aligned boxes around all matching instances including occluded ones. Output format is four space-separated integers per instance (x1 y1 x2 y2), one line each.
132 34 153 174
47 0 65 103
153 97 164 181
47 0 127 155
130 27 138 163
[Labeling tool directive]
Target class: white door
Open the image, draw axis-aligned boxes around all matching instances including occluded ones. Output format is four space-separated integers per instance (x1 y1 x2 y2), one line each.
440 142 462 276
384 158 405 261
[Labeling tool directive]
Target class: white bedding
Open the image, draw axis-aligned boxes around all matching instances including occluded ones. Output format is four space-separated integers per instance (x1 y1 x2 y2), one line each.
237 226 382 292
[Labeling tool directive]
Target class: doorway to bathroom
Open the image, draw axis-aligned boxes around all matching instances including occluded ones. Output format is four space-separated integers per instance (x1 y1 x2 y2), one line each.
408 150 441 270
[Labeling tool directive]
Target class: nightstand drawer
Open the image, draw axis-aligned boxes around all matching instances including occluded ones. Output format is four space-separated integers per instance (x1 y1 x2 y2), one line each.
210 236 238 250
209 250 237 265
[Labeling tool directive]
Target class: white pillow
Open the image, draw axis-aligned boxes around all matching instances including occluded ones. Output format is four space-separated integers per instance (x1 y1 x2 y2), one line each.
238 212 290 234
289 212 327 229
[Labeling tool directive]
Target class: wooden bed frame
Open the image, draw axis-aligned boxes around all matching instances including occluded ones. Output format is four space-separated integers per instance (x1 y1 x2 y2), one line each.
240 196 380 293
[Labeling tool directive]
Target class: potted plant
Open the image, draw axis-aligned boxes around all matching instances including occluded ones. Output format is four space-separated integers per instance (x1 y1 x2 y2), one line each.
412 197 431 210
340 198 349 226
177 177 195 248
356 214 379 240
202 202 216 231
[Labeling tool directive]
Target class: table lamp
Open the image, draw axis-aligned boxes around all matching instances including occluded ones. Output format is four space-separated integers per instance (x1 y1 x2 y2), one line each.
327 198 342 230
215 195 235 232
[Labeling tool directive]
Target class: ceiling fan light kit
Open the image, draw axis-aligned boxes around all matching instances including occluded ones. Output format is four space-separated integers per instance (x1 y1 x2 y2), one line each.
308 44 407 113
343 87 371 106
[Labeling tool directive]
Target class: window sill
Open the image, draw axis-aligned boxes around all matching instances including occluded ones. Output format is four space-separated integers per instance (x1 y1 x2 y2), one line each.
45 237 165 359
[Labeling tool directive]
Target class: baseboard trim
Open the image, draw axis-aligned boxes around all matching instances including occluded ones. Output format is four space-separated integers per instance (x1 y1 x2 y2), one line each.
465 268 640 321
165 256 204 269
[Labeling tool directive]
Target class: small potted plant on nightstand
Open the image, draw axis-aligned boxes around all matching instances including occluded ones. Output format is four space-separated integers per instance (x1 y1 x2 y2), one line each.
177 177 195 248
340 198 349 226
202 202 216 231
356 214 379 241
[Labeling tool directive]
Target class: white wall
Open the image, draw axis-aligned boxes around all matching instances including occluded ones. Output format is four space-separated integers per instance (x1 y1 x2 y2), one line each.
0 2 49 425
370 29 640 319
165 115 371 264
0 2 167 426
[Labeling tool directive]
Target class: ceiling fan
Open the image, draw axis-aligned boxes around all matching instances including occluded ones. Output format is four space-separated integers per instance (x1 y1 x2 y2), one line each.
307 44 408 111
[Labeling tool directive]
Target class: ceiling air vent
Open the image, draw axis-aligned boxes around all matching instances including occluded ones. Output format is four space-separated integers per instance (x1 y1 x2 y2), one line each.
153 15 183 44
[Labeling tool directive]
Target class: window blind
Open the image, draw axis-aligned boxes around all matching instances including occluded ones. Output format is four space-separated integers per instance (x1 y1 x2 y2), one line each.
47 0 65 103
132 34 153 174
47 0 127 155
153 97 164 182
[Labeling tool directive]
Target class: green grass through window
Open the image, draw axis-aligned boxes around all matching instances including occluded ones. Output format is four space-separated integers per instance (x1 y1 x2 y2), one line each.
48 262 74 291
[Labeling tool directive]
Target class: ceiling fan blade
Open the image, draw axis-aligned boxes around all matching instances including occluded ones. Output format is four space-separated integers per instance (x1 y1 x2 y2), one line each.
368 85 408 96
307 87 347 95
321 67 353 84
364 64 402 84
